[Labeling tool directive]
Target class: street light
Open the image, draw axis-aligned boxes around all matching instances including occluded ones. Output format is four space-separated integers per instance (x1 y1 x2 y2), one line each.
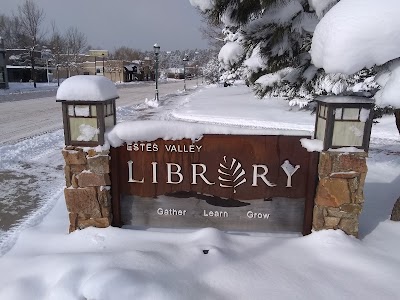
102 53 105 76
153 43 160 102
182 55 189 92
194 51 199 86
196 64 198 86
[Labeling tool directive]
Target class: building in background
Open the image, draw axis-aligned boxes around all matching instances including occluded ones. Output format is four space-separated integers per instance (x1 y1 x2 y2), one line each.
4 48 156 84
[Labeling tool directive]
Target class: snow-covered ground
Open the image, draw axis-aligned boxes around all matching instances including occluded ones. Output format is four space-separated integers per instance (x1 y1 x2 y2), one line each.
0 83 399 299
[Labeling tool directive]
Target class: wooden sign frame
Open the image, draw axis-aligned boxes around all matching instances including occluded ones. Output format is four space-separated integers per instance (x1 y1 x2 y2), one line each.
111 135 319 235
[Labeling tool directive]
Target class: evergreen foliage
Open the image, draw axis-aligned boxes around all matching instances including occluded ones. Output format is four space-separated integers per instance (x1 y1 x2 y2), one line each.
198 0 383 110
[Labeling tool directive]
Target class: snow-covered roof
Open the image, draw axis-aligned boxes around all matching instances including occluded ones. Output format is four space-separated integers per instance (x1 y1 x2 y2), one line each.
316 95 375 104
56 75 118 101
124 64 140 72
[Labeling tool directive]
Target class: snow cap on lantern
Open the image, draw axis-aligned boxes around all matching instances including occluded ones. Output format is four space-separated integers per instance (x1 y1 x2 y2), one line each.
314 95 374 152
56 75 119 146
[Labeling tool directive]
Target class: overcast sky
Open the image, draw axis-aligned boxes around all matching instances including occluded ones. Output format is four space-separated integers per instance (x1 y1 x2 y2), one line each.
0 0 209 51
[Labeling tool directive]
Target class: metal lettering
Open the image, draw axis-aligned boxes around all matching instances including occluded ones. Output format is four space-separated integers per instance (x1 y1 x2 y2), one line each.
281 160 300 188
166 163 183 184
192 164 215 185
127 160 144 183
251 165 277 187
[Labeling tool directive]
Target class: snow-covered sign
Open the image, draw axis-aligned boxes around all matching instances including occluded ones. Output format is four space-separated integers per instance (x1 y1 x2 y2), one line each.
111 133 319 234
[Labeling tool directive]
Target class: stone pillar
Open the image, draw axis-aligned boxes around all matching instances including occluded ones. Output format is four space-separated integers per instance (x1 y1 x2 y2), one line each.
62 146 112 233
313 151 368 237
391 197 400 221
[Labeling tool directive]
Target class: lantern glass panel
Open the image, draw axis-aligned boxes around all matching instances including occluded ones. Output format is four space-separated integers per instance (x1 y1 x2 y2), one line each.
69 118 99 142
319 105 326 118
316 116 326 141
332 121 365 147
74 105 90 117
68 105 75 116
335 108 343 120
105 115 114 130
343 108 360 120
91 105 97 117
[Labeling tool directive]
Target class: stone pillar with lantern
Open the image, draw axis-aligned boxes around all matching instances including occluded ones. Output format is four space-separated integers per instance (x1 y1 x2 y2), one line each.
57 75 118 232
312 96 375 237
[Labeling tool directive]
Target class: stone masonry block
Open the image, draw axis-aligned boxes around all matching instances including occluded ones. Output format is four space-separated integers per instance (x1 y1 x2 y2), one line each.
78 172 111 187
333 153 367 174
64 187 102 218
87 155 110 174
318 152 333 178
70 164 87 175
315 178 351 207
64 165 72 187
313 205 325 230
391 198 400 221
78 217 111 229
324 216 340 228
339 218 359 237
98 187 111 207
62 148 87 165
69 213 78 233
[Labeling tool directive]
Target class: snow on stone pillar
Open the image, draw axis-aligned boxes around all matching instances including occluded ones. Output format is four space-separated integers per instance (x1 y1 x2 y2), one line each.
311 95 374 237
56 75 118 233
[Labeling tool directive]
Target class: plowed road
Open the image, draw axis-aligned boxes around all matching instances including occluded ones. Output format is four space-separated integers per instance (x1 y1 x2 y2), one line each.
0 80 195 145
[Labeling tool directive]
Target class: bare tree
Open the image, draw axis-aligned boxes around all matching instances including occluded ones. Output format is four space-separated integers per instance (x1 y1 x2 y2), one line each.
18 0 45 88
65 26 87 76
111 46 142 61
0 14 25 48
48 21 66 85
199 13 224 50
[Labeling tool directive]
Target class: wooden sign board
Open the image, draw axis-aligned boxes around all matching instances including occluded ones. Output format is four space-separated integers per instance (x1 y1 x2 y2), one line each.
111 135 318 234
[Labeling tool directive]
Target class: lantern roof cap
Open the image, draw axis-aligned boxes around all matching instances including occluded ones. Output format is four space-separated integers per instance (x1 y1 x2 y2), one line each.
56 75 118 102
316 95 374 105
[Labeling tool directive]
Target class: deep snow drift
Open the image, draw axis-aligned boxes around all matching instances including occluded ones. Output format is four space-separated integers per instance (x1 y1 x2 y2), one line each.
0 84 399 300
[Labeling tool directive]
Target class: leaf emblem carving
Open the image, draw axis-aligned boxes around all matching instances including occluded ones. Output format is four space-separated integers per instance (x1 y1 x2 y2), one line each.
218 156 246 193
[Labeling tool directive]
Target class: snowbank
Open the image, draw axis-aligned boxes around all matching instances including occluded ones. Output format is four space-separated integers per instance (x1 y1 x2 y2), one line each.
311 0 400 74
1 82 400 300
56 75 118 101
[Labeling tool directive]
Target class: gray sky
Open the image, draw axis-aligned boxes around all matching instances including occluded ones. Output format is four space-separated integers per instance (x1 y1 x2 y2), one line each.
0 0 209 51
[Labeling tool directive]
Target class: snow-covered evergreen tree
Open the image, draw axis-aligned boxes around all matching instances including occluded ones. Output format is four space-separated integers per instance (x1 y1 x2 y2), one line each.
203 56 221 84
192 0 319 100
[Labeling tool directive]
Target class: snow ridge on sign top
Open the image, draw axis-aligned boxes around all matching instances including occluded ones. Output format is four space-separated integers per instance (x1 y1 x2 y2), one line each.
56 75 118 101
106 120 312 147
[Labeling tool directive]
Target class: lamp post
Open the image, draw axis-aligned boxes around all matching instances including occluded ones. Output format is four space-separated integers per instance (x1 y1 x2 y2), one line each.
153 43 160 102
102 53 105 76
196 64 198 86
183 55 188 92
194 51 199 86
56 64 60 86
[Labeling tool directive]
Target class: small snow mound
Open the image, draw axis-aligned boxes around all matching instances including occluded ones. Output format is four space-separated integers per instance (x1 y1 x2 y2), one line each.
77 124 99 142
144 98 160 108
300 138 323 152
56 75 118 101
